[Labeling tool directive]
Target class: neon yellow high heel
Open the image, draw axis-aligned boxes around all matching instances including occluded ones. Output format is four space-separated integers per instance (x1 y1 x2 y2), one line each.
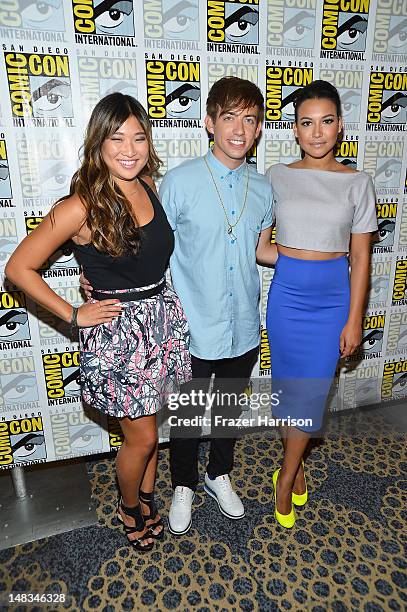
292 460 308 507
273 469 296 529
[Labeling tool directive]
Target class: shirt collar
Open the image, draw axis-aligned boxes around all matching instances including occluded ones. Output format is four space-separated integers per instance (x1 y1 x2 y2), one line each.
206 147 247 182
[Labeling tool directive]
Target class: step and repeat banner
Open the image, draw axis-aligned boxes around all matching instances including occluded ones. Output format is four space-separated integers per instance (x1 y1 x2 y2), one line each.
0 0 406 469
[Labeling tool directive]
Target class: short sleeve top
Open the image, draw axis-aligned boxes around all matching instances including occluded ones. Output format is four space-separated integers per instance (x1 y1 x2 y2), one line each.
266 163 378 252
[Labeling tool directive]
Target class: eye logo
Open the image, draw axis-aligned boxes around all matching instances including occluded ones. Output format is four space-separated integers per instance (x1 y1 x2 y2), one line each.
1 373 39 405
0 417 47 466
367 72 407 128
321 0 370 57
4 53 73 120
360 315 385 356
72 0 135 39
0 292 31 343
40 160 73 197
374 202 397 251
283 9 315 48
144 0 199 40
94 0 134 35
50 411 103 457
375 159 402 190
0 0 65 31
146 60 201 121
207 0 259 47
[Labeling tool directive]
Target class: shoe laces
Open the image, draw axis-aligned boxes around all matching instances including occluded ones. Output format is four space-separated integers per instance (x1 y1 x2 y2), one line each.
215 474 233 493
175 486 191 503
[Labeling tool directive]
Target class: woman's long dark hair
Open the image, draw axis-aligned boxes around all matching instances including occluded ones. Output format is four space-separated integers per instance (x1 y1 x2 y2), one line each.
59 93 161 257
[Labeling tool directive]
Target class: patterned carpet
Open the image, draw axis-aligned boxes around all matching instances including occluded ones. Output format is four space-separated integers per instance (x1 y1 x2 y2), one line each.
0 410 406 611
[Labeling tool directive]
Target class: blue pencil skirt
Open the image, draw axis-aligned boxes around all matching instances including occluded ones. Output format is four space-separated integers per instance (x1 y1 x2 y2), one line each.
266 254 350 432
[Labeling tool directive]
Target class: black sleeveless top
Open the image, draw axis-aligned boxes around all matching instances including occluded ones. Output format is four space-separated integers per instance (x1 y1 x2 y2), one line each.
74 178 174 290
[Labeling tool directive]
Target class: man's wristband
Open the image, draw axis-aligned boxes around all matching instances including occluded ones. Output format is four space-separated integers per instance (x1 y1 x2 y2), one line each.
70 306 79 332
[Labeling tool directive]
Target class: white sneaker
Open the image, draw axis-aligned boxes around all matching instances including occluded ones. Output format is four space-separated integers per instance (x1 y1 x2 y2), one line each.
168 486 194 535
204 473 245 519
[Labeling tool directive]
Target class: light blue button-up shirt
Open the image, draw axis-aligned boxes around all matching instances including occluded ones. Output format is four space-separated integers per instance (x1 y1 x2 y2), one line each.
159 149 273 360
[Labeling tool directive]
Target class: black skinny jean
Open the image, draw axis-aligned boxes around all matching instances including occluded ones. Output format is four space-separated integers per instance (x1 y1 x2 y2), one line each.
169 346 259 491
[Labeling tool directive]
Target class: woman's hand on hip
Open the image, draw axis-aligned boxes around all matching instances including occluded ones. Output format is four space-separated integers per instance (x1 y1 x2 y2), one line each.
77 300 122 327
340 320 362 357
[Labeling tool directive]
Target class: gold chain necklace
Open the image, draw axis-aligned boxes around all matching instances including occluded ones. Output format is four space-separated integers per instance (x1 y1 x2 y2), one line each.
204 157 249 241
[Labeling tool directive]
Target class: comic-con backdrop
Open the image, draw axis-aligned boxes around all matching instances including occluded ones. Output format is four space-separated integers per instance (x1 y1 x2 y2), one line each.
0 0 406 469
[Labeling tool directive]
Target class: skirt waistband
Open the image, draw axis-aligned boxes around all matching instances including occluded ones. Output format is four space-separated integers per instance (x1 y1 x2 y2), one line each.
277 253 348 265
91 278 166 302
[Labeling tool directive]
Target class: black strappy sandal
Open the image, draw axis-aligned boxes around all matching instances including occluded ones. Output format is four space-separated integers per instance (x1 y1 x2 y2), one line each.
117 498 154 552
139 490 164 540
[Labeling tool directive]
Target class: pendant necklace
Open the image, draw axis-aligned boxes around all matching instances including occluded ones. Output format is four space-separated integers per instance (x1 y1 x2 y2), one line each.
204 157 249 241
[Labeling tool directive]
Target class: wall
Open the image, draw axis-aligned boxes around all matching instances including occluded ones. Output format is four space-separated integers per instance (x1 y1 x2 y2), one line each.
0 0 406 468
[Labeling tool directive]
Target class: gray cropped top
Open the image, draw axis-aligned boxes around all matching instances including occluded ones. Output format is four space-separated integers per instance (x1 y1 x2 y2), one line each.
266 164 378 252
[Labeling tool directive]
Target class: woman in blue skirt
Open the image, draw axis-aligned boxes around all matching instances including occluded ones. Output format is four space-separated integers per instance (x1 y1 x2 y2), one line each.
265 81 377 528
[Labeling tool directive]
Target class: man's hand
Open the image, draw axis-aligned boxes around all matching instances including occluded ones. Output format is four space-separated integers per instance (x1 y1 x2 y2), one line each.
79 271 93 300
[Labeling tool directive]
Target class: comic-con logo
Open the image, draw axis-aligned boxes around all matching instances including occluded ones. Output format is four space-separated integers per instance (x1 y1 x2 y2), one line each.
0 354 39 410
341 363 379 408
50 408 103 457
367 256 391 307
267 0 315 52
72 0 135 40
265 65 313 127
364 140 403 192
108 415 123 449
0 138 12 202
335 138 358 169
144 0 199 40
259 327 270 375
320 0 370 59
264 138 301 168
0 416 46 467
0 215 18 268
17 135 77 205
4 52 73 126
373 0 407 58
207 0 259 51
37 287 83 346
0 291 31 348
207 61 258 91
386 311 407 356
155 137 202 174
320 68 363 126
25 215 80 278
381 359 407 400
145 59 201 125
359 314 385 359
0 0 65 31
392 257 407 305
367 71 407 131
373 200 398 253
42 350 80 404
77 54 137 115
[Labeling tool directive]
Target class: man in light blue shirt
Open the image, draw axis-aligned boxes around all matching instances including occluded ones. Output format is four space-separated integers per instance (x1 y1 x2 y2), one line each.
160 77 275 535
